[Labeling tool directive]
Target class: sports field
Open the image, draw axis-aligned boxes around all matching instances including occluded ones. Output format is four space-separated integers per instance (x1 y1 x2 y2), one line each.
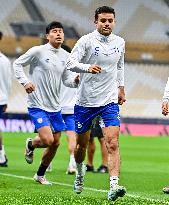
0 133 169 205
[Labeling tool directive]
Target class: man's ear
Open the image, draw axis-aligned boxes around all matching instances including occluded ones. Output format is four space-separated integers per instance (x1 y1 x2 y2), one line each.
46 34 49 40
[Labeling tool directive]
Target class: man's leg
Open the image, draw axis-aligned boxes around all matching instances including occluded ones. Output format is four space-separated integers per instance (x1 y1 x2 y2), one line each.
66 130 76 174
0 105 8 167
41 132 61 165
74 130 91 194
86 135 95 171
97 137 108 173
34 131 61 185
25 126 54 164
102 126 126 201
0 133 7 167
73 104 96 193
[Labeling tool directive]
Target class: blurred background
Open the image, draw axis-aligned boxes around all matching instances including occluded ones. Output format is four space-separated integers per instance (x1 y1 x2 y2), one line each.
0 0 169 135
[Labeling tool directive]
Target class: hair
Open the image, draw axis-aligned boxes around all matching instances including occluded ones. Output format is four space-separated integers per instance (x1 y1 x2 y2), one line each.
95 6 115 21
46 21 63 34
0 31 3 40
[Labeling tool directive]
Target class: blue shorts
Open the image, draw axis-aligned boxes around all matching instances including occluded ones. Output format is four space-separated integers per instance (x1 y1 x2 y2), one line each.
62 114 75 131
0 105 6 118
28 107 65 132
74 102 120 134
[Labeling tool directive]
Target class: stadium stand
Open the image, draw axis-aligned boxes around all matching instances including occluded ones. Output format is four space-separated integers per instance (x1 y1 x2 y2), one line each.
0 0 169 121
0 0 32 36
121 63 168 118
1 0 169 42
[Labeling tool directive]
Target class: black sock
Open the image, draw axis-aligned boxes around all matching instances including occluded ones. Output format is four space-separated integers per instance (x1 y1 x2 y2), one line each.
28 141 34 151
37 163 48 176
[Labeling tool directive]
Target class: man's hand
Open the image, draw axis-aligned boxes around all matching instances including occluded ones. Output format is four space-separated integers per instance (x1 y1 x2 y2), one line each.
118 86 126 105
88 64 101 74
162 101 169 116
24 82 35 94
74 75 80 85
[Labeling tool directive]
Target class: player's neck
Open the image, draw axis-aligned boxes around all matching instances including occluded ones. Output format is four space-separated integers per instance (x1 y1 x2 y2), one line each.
49 42 61 49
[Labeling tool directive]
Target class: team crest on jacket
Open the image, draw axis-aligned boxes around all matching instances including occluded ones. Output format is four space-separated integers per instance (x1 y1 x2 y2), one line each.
77 122 82 129
37 118 43 123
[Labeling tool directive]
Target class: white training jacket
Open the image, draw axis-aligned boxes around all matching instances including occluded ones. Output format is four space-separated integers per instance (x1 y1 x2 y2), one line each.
13 43 78 112
0 52 12 105
66 30 125 107
60 82 77 114
163 77 169 102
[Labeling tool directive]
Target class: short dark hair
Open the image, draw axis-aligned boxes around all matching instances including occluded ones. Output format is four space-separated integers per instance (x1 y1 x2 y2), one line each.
0 31 3 40
95 6 115 21
46 21 63 34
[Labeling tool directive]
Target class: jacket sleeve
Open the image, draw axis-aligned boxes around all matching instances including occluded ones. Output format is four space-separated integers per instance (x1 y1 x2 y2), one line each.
7 60 12 98
163 77 169 102
13 47 38 86
117 41 125 87
62 69 78 88
65 36 91 73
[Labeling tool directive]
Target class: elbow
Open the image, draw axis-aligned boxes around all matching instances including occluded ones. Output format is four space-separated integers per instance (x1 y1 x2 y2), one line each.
63 80 77 88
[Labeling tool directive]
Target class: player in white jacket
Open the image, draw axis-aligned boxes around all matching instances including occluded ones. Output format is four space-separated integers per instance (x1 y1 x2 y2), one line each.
46 80 77 174
162 78 169 193
162 78 169 116
60 81 77 174
13 22 78 185
0 31 12 167
66 6 126 201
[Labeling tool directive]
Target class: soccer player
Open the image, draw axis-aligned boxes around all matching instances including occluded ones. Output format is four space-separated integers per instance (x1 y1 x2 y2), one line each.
86 117 108 173
162 77 169 193
66 6 126 201
13 21 78 185
46 80 77 174
60 81 77 174
0 31 12 167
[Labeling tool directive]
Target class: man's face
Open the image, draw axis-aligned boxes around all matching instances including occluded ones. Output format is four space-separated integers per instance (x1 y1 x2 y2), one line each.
46 28 64 48
95 13 115 36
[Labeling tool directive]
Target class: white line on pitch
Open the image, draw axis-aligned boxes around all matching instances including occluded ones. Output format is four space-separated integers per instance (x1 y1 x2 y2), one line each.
0 172 169 205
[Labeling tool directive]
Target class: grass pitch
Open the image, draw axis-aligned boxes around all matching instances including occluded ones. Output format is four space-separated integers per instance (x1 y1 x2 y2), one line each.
0 133 169 204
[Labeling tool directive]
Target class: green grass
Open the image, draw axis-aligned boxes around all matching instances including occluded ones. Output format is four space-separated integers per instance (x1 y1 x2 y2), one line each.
0 133 169 204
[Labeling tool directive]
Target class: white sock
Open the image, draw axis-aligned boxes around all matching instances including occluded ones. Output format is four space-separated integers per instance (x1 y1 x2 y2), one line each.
0 150 6 163
110 176 119 188
70 154 76 168
69 154 76 167
70 154 74 160
0 145 5 154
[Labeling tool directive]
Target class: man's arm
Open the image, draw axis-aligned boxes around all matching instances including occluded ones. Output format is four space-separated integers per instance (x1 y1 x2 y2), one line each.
118 86 126 105
62 69 79 88
66 36 101 74
13 47 37 93
117 43 126 105
162 78 169 116
6 59 12 98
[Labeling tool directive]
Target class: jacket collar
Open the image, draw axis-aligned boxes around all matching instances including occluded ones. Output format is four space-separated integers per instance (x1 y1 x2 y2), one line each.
46 43 61 53
94 30 115 43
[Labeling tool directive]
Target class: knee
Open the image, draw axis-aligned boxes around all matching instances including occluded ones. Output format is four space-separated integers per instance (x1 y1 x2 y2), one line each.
43 137 54 147
77 142 88 150
88 144 95 153
90 147 95 154
108 141 118 153
76 144 87 152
